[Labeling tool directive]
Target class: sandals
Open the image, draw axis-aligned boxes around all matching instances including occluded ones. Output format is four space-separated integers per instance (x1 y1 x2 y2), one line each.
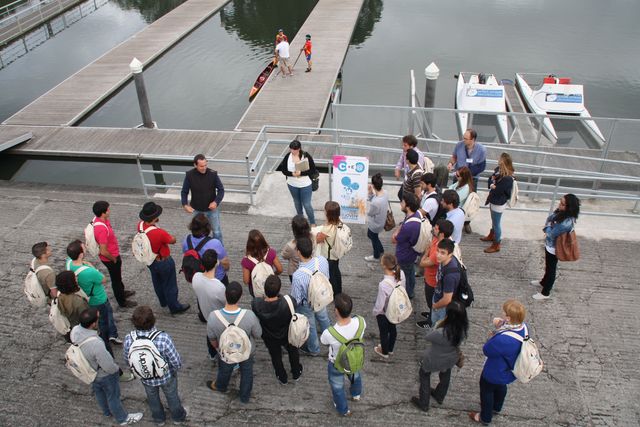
468 412 488 425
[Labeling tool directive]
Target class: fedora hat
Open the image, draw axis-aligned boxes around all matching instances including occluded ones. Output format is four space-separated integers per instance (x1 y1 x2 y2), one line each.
139 201 163 221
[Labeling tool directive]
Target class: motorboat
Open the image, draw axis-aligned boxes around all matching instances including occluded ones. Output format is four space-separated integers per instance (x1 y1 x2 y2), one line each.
455 72 509 144
515 73 605 148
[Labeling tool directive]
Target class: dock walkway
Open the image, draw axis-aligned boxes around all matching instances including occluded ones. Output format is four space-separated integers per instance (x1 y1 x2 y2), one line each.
235 0 365 132
2 0 231 126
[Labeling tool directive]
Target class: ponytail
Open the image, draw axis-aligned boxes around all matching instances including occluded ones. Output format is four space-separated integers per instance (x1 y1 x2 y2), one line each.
381 253 401 282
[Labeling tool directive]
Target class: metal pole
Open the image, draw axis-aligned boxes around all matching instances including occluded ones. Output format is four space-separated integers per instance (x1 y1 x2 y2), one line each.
136 157 149 198
129 58 154 129
534 116 543 147
549 177 560 215
423 62 439 138
593 120 618 191
328 161 333 202
409 70 415 135
245 157 254 205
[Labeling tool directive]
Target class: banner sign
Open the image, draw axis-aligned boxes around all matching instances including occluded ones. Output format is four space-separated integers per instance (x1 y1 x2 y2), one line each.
331 155 369 224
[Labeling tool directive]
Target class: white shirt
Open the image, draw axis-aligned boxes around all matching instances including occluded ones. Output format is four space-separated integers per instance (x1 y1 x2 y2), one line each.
276 41 290 58
320 317 366 362
286 154 312 188
191 273 226 319
420 190 439 221
446 208 465 244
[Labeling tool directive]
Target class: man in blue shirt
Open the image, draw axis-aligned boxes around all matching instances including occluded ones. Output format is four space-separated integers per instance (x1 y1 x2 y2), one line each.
442 190 465 244
431 239 461 325
291 236 331 355
447 128 486 192
392 193 422 299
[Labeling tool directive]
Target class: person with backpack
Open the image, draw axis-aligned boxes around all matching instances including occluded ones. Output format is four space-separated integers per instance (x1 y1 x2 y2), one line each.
392 193 422 299
123 306 188 424
30 241 56 302
192 249 227 360
531 194 581 300
66 240 122 346
469 299 528 425
206 282 262 403
252 275 303 384
372 254 406 359
442 190 465 245
412 300 468 412
316 201 349 295
320 293 366 417
276 139 318 226
56 271 89 341
399 149 424 202
430 239 461 326
181 154 225 243
419 173 444 226
448 166 476 234
181 213 230 285
91 201 137 308
417 220 455 329
241 229 283 298
394 134 427 180
70 308 143 425
291 236 331 355
481 152 515 254
365 173 389 262
281 215 314 283
137 202 190 315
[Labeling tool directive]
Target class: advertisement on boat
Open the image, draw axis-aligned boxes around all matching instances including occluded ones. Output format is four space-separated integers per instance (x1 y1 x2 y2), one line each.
331 155 369 224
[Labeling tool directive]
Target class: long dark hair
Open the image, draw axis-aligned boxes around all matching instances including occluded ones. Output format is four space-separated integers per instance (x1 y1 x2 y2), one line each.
245 229 269 259
554 193 580 223
291 215 311 240
440 300 469 347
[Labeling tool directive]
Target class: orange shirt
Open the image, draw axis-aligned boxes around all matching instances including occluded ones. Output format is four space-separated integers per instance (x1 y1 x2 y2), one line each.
303 40 312 55
424 237 439 287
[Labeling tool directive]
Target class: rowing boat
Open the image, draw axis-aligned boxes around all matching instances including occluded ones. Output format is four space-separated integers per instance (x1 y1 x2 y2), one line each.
249 59 277 100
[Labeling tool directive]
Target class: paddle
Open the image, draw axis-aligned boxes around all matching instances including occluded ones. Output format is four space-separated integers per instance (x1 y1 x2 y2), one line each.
292 49 303 69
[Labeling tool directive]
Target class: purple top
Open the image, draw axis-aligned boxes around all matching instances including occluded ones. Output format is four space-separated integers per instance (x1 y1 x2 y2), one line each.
395 212 422 264
241 247 277 288
181 235 227 280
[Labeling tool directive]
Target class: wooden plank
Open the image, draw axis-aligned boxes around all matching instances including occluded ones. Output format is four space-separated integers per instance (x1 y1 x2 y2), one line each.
3 0 232 126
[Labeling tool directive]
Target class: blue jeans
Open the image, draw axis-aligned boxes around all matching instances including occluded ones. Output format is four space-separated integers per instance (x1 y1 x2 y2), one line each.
367 229 384 259
216 356 254 403
399 262 416 298
96 300 117 340
287 184 316 225
480 376 508 424
148 256 182 312
142 374 186 423
490 209 503 243
297 304 330 354
193 209 223 244
430 306 446 326
327 362 362 415
92 372 127 423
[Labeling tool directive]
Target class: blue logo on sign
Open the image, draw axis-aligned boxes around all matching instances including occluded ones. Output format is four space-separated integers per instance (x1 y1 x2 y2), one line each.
337 161 347 172
341 176 360 192
355 162 365 173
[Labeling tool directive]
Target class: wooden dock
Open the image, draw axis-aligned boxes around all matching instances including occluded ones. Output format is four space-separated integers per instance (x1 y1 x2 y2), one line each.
235 0 365 132
502 79 553 146
2 0 231 126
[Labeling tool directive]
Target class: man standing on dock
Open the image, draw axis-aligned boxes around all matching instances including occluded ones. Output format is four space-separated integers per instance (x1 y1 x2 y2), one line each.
181 154 225 244
275 38 293 77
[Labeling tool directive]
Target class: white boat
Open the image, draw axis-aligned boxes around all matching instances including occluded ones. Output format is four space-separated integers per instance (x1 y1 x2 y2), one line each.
515 73 605 148
455 72 508 144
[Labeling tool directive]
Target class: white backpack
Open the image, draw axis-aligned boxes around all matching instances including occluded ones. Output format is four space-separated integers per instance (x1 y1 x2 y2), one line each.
127 330 169 379
215 310 252 364
65 336 101 385
132 223 158 265
284 295 310 348
49 298 71 334
328 223 352 260
406 214 433 253
462 192 481 221
247 254 274 298
383 279 413 324
300 258 334 312
24 258 51 307
508 179 519 208
502 324 543 383
84 218 108 258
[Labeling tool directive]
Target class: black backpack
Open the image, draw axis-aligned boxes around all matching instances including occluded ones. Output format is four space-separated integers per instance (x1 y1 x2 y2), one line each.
453 258 474 307
180 236 212 283
426 192 447 226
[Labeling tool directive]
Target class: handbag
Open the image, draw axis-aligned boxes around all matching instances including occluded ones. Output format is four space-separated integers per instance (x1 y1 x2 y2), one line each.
556 230 580 261
455 348 465 368
310 170 320 192
383 202 396 231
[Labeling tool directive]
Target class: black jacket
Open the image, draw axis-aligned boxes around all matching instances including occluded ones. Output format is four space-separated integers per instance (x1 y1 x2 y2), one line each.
251 294 295 341
181 168 224 211
276 152 317 177
485 167 514 206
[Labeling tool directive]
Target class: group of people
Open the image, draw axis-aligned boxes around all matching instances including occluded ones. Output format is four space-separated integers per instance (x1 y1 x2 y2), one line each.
25 134 581 424
274 29 313 78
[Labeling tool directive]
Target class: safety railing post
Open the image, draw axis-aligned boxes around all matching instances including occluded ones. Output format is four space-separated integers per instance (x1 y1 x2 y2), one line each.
328 161 333 201
136 157 149 198
534 115 543 147
549 177 561 215
245 156 254 205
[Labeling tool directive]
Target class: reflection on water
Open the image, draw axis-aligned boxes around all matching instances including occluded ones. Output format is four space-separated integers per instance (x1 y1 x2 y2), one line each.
350 0 383 47
112 0 187 23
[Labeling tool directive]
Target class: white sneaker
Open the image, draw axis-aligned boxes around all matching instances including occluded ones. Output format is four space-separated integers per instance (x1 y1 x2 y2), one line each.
352 395 361 401
532 292 550 300
364 255 377 262
530 280 541 287
120 412 143 425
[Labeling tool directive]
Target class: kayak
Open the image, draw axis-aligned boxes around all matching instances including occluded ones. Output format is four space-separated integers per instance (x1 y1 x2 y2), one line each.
249 59 277 100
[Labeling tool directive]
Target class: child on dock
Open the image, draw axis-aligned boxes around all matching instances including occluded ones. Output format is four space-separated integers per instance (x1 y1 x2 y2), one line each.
302 34 312 72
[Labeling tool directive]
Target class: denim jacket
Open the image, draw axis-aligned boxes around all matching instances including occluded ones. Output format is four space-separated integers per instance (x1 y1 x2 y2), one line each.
543 213 575 249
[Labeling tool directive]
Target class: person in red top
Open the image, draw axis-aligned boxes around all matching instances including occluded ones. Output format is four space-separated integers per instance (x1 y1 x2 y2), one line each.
92 201 137 308
417 219 455 328
138 202 190 314
301 34 312 73
275 29 288 46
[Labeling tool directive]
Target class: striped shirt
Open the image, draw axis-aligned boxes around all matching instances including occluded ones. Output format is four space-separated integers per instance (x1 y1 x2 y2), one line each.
291 256 330 306
123 327 182 387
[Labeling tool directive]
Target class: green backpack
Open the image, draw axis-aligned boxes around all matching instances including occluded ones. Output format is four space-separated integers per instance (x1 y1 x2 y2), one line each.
328 315 366 374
